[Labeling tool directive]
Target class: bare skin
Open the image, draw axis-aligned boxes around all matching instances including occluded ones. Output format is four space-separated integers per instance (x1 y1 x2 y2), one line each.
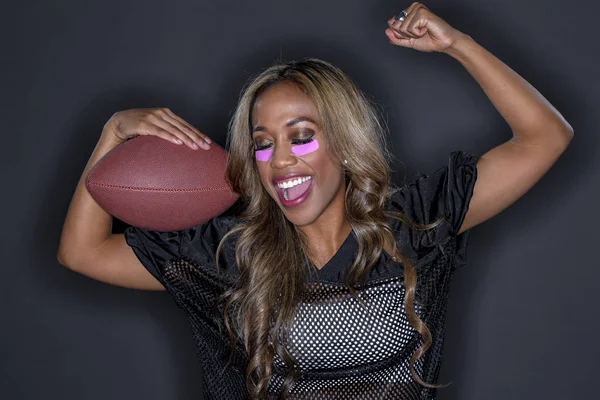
385 2 573 235
58 2 573 290
57 108 212 290
251 82 352 269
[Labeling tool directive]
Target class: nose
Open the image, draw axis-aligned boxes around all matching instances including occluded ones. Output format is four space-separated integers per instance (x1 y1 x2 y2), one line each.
270 142 298 169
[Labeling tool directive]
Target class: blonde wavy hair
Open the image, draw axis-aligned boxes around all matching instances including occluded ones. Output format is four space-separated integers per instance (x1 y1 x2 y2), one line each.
215 58 444 398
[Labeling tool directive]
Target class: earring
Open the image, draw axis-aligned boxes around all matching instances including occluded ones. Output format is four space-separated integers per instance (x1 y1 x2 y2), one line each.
343 159 348 164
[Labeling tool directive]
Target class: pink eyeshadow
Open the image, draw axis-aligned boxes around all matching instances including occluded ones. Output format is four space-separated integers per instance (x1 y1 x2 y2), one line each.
292 139 319 156
255 140 319 162
255 148 273 161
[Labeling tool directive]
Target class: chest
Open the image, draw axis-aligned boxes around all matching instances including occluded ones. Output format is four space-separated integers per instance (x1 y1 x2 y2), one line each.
273 277 424 373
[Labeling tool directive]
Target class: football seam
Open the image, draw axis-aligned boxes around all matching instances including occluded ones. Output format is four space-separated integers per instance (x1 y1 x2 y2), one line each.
86 182 233 193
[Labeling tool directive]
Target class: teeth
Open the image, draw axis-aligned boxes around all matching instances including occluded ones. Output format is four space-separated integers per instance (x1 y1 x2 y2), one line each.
277 176 311 189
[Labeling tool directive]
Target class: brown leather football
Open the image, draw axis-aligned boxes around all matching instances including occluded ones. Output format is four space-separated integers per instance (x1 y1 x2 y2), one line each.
85 135 239 232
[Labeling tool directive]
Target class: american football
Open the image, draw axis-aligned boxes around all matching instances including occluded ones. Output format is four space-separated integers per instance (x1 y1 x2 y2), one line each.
85 135 239 231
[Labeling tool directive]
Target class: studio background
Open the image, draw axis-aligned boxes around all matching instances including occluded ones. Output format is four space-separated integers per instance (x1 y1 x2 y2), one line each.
2 0 598 399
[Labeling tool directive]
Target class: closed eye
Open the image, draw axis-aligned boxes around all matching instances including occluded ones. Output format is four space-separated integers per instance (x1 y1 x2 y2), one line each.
255 143 271 151
254 135 314 151
292 137 314 145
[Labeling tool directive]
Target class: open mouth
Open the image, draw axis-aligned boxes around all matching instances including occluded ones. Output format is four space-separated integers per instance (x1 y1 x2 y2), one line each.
274 176 313 207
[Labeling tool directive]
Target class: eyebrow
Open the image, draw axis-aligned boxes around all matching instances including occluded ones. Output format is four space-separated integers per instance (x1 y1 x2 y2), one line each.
251 116 317 134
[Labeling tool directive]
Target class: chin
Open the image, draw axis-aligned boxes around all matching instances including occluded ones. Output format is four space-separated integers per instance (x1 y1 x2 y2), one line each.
284 212 320 227
267 193 320 226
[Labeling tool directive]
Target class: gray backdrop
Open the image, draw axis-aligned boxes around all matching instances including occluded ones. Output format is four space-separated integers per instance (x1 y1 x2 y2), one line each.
2 0 598 399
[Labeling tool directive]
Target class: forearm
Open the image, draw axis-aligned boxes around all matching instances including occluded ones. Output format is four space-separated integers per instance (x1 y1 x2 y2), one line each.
443 33 574 147
57 121 122 265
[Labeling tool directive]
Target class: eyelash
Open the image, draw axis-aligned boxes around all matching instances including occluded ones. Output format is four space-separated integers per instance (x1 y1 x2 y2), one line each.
254 135 314 151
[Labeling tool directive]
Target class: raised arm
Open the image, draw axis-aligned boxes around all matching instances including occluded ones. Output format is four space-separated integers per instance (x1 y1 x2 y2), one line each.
386 2 574 235
57 109 212 290
57 128 163 290
443 34 573 234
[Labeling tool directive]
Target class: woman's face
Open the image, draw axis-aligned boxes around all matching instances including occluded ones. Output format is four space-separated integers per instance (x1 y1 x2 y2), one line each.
251 82 346 227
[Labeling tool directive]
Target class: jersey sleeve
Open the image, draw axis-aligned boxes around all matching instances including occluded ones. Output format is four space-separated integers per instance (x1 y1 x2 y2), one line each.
388 150 479 262
124 216 247 396
123 215 239 285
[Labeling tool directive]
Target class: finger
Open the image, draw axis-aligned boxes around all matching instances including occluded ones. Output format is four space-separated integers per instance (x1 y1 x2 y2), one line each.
406 5 429 38
137 120 186 146
389 18 418 39
163 109 212 145
393 5 422 39
388 16 404 32
158 111 211 150
388 2 418 31
387 27 411 41
388 35 414 48
154 109 208 149
147 113 202 150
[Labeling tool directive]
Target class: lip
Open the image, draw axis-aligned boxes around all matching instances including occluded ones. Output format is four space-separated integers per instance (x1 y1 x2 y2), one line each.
275 178 313 208
272 173 312 185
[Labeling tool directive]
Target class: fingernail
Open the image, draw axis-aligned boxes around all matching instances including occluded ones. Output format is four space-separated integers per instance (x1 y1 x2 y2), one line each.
191 142 199 149
205 138 211 144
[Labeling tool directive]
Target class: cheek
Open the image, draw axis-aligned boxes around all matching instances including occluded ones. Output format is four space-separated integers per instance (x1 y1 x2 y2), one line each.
255 148 273 162
255 165 273 195
291 140 319 156
254 139 320 162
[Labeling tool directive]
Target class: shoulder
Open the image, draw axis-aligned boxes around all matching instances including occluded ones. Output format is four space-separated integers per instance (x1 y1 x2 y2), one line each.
178 215 241 269
124 214 243 279
386 150 479 257
388 150 479 230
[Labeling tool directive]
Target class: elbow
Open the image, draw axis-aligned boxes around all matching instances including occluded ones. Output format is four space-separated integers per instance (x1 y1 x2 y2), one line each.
559 118 574 140
550 118 575 149
565 126 575 143
516 125 574 153
57 248 79 270
558 126 574 152
557 118 575 147
57 249 70 268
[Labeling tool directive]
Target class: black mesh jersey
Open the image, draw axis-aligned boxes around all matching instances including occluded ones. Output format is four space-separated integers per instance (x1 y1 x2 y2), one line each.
124 150 479 399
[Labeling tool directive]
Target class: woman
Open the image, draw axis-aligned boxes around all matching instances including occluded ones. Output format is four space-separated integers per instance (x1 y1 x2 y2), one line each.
57 3 573 399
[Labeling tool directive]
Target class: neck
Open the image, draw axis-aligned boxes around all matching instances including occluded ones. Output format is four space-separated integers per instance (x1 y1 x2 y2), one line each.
297 183 352 268
300 217 352 249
